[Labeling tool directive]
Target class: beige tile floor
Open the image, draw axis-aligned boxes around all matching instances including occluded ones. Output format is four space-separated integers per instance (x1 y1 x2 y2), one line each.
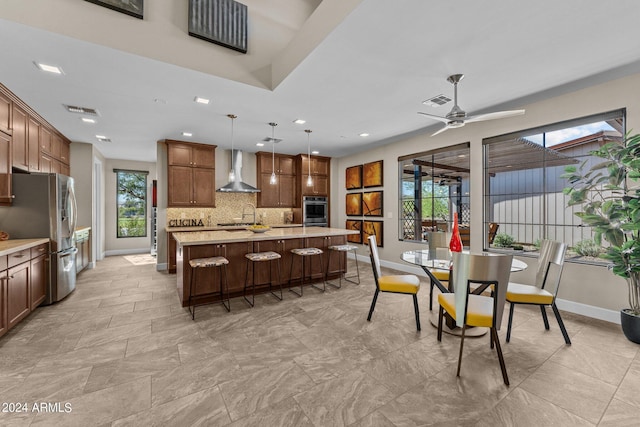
1 255 639 426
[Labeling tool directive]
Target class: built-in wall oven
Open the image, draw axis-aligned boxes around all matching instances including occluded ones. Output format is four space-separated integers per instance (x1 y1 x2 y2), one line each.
303 196 328 227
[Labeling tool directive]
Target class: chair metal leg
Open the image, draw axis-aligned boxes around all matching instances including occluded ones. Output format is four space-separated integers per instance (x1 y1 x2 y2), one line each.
243 258 255 307
492 327 510 386
367 289 379 321
326 249 341 289
221 264 230 312
188 268 196 320
506 302 515 342
311 254 326 293
348 249 361 285
551 302 571 345
269 258 283 301
437 305 444 341
288 254 303 297
540 305 550 330
457 325 467 377
429 280 434 311
412 294 421 331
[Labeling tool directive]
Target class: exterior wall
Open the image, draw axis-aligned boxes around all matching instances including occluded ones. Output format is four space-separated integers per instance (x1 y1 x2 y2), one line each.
334 72 640 321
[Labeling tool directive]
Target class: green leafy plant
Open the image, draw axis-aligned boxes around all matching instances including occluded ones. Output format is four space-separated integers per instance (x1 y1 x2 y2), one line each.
573 239 602 258
563 132 640 315
493 233 516 248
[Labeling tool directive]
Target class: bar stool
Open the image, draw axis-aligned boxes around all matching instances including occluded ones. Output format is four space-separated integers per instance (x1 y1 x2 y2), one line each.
326 244 360 288
243 251 283 307
188 256 230 320
289 247 326 296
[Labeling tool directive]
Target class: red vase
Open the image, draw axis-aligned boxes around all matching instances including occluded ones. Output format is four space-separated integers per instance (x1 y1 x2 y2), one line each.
449 212 463 253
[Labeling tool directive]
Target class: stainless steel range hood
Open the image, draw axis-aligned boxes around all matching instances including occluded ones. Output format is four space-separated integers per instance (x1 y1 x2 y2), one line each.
217 150 260 193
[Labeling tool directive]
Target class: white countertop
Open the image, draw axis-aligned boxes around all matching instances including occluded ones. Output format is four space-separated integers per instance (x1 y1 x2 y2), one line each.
166 224 303 233
0 238 49 256
173 226 358 246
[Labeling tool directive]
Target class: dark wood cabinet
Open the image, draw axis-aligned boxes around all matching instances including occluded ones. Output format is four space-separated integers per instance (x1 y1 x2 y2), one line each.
0 132 12 205
166 140 216 207
298 154 330 197
28 117 40 171
256 152 296 207
0 92 11 135
30 250 47 310
0 259 7 339
7 261 30 330
168 232 177 273
12 104 28 171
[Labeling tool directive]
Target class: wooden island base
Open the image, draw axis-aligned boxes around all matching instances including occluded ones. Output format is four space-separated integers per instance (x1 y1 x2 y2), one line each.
173 227 359 307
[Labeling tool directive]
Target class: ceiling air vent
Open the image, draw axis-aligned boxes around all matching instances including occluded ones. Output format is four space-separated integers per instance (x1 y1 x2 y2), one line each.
64 104 99 116
262 137 282 143
422 94 452 107
96 136 111 143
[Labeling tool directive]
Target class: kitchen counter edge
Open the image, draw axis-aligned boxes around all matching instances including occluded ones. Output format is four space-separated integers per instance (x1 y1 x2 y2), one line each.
173 226 358 246
0 238 49 256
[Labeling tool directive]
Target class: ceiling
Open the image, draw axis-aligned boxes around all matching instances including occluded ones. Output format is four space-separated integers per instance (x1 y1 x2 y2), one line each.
3 0 640 163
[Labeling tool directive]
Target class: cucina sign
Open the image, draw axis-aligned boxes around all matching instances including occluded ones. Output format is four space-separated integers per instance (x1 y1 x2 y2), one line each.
168 219 204 227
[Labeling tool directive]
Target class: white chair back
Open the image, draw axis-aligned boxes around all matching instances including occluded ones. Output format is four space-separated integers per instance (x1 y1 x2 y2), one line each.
536 239 568 296
451 252 513 329
367 235 382 278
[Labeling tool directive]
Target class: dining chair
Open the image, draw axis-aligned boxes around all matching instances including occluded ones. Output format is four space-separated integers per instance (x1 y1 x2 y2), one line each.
428 247 451 310
437 251 513 385
367 235 422 331
505 239 570 344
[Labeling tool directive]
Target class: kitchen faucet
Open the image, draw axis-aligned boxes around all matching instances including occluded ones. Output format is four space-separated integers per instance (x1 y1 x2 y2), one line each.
242 203 256 225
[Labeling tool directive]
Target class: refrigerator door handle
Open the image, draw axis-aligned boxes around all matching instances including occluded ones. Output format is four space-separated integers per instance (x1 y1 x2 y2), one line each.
68 183 78 236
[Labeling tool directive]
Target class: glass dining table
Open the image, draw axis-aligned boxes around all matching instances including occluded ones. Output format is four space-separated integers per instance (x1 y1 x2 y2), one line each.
401 249 528 336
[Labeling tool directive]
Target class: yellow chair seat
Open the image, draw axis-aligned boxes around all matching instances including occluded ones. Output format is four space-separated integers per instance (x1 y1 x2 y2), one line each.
438 293 494 328
429 270 450 281
506 282 554 305
378 275 420 294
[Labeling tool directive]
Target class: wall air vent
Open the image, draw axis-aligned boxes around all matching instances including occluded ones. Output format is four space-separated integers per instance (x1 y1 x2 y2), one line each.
64 105 99 116
422 94 452 107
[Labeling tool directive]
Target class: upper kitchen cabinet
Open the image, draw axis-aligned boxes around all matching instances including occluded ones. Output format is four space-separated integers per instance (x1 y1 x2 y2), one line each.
0 132 11 205
28 117 40 172
11 104 28 171
297 154 330 197
0 91 10 135
164 140 216 207
256 151 296 207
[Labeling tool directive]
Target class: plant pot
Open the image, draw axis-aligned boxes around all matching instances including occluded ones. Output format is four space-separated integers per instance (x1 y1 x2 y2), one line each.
620 309 640 344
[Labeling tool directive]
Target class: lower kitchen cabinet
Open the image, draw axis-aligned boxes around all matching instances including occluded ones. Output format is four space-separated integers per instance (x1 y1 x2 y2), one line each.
30 247 47 309
7 261 30 330
75 228 91 274
0 268 7 338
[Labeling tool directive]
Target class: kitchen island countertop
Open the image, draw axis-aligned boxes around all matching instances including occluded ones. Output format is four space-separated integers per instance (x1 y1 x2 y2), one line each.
173 226 358 246
0 238 49 256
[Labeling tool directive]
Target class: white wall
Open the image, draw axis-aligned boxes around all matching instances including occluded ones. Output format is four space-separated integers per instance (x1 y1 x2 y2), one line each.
334 72 640 322
104 159 157 256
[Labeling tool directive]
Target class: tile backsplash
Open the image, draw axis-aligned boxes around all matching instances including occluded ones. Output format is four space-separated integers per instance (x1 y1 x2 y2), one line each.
166 193 293 226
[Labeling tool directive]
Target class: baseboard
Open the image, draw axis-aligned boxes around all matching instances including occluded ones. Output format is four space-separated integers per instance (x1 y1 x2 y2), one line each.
348 252 621 324
104 248 152 257
555 298 620 324
156 262 168 271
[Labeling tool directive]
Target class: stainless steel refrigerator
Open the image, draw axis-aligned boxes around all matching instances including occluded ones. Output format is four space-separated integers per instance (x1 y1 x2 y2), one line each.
0 173 78 304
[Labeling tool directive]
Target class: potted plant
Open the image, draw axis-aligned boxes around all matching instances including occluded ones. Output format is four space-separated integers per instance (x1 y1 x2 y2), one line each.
563 132 640 343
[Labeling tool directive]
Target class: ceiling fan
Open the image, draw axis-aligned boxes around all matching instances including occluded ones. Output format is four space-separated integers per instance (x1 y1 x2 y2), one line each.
418 74 525 136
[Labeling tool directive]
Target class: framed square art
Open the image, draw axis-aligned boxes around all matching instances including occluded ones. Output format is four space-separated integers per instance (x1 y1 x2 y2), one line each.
362 191 383 216
363 220 383 247
346 220 363 244
85 0 143 19
345 193 362 216
345 165 362 190
363 160 383 188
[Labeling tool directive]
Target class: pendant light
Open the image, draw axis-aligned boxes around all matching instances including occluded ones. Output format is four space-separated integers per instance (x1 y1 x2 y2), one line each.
227 114 237 183
305 129 313 187
268 122 278 185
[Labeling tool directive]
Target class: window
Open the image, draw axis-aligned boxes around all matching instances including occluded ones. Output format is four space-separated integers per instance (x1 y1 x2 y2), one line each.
483 109 624 262
116 169 148 238
398 143 470 243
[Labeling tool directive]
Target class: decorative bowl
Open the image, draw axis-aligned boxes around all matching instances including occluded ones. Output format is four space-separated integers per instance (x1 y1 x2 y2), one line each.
247 225 270 233
0 231 9 241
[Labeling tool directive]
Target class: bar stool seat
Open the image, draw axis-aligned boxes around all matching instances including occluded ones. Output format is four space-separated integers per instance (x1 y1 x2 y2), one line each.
188 256 230 320
326 244 360 288
289 247 325 296
244 251 283 307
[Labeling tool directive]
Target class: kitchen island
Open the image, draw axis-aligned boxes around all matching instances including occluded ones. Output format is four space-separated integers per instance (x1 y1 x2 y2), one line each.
173 226 359 307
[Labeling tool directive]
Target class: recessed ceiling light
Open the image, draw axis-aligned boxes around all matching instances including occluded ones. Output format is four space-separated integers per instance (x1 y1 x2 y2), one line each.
256 142 264 147
457 154 465 158
182 132 193 137
81 117 96 124
194 97 210 105
293 119 306 125
34 62 63 74
359 133 369 137
312 150 319 155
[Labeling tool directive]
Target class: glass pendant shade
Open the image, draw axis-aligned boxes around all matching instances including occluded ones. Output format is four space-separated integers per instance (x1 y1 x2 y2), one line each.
270 172 277 184
306 129 313 187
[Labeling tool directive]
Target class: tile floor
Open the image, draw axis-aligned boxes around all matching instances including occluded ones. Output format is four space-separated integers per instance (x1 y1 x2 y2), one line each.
1 255 639 426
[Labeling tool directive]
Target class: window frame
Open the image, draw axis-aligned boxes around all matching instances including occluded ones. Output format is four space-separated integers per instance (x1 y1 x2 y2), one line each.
115 169 148 239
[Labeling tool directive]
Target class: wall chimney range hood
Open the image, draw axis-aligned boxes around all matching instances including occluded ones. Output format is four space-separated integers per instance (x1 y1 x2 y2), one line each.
217 150 260 193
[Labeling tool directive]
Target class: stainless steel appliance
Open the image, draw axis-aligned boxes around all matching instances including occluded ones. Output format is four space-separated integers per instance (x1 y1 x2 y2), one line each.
0 173 78 304
303 196 328 227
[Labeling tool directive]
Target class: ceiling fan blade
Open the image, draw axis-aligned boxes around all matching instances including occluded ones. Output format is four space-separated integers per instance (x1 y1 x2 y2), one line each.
431 124 451 137
418 111 450 124
464 109 525 123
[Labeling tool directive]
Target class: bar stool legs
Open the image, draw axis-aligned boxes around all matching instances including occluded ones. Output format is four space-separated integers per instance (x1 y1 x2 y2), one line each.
243 251 283 307
289 247 326 297
326 244 360 288
188 256 230 320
